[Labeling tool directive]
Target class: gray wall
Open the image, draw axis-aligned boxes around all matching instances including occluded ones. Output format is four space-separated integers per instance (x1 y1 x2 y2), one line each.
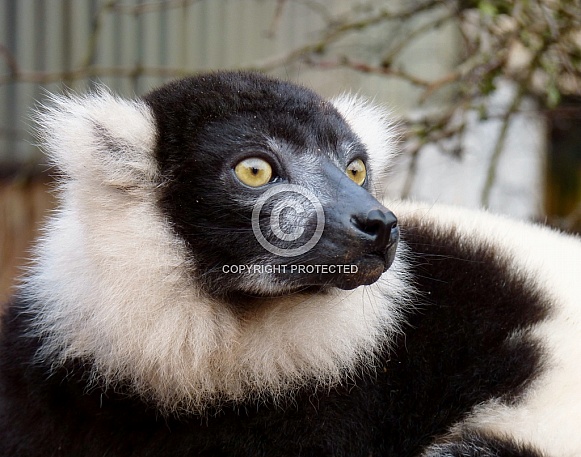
0 0 458 166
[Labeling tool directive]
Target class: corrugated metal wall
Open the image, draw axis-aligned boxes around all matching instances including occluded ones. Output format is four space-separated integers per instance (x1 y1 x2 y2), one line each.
0 0 458 166
0 0 322 165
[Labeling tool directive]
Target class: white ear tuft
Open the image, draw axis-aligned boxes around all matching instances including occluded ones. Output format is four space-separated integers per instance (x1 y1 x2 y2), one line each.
35 89 158 188
331 94 401 182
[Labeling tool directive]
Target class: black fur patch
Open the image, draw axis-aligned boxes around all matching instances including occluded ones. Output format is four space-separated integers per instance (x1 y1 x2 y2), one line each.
375 213 550 454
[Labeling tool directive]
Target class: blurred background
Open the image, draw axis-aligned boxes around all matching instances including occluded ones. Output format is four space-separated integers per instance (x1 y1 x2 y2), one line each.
1 0 580 303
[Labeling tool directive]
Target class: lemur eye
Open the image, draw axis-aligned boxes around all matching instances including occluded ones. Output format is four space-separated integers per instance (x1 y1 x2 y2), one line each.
234 158 273 187
346 159 367 186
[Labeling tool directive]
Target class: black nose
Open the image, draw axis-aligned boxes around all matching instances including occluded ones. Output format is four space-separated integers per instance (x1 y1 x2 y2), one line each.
351 209 398 249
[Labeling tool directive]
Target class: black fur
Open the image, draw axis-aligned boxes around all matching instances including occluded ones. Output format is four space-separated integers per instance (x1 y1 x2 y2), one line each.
0 218 548 456
0 73 552 456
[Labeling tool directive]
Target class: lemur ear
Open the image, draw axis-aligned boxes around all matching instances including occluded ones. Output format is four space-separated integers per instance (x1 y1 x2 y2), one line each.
331 94 400 182
35 89 158 188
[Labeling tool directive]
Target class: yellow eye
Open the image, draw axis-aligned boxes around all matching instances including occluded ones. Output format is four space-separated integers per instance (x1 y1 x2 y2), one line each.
346 159 367 186
234 158 273 187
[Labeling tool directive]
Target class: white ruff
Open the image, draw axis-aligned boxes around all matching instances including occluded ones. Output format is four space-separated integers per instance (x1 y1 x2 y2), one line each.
23 90 413 414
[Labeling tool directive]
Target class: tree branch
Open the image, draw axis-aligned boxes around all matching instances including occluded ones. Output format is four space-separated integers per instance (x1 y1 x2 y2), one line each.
479 87 524 208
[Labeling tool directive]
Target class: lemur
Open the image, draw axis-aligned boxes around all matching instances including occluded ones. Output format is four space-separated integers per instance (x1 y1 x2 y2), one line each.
1 71 580 457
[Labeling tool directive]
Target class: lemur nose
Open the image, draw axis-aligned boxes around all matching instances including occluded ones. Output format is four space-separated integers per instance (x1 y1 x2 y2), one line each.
351 209 398 248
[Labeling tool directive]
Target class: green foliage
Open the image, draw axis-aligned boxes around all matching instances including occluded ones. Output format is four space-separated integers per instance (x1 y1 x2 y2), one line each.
477 0 497 16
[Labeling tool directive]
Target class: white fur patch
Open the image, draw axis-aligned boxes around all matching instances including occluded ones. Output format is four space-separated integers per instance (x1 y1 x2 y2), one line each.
34 89 158 189
23 91 414 415
392 200 581 457
331 94 400 183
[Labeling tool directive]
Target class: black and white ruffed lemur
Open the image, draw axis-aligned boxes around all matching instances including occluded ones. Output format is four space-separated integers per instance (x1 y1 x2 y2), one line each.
1 72 580 457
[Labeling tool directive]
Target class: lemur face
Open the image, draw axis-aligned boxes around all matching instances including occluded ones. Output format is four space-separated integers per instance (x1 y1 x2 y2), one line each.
145 73 399 298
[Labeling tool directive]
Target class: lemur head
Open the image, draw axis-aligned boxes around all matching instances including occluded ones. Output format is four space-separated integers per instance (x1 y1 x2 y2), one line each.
29 71 409 414
144 73 399 297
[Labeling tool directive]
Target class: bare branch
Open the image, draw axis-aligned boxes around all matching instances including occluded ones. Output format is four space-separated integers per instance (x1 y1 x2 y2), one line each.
292 0 334 23
479 87 525 208
107 0 205 15
266 0 289 38
381 11 456 66
308 58 434 88
0 66 192 86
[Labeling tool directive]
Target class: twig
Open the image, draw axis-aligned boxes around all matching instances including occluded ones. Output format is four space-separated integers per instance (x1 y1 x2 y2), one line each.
108 0 204 14
79 0 117 71
0 66 192 86
293 0 333 23
381 11 456 66
400 106 467 198
480 23 555 207
310 58 434 88
419 71 462 103
479 87 524 208
266 0 288 38
401 144 422 199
